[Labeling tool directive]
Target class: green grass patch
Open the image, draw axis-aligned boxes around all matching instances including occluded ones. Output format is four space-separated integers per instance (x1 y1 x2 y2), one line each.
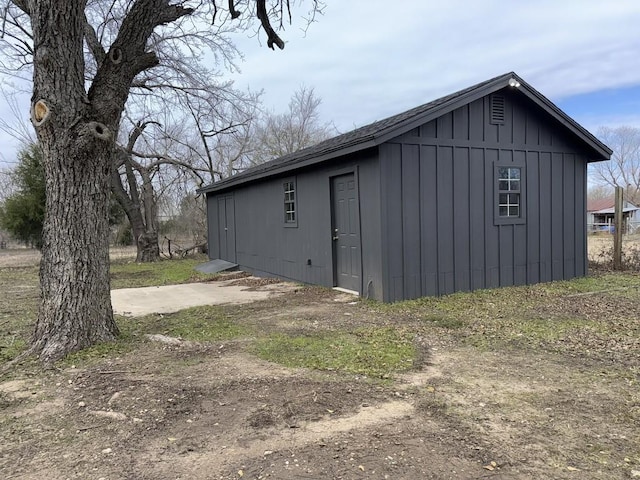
373 272 640 356
536 273 640 295
110 256 217 289
0 337 27 362
379 273 640 318
420 314 466 329
61 306 248 366
133 305 250 342
253 327 416 378
62 334 137 366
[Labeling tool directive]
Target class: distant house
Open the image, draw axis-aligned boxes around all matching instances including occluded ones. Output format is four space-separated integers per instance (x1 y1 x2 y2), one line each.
587 197 639 233
198 72 611 302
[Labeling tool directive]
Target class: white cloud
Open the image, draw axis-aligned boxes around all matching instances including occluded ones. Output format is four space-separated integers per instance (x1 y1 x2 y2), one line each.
226 0 640 131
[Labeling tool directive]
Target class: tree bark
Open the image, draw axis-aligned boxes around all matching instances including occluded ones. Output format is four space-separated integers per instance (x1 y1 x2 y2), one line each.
34 133 119 362
30 0 119 363
137 231 160 262
138 168 160 262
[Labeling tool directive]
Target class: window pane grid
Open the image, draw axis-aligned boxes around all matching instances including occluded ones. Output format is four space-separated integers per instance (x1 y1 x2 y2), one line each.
284 181 296 224
497 167 521 218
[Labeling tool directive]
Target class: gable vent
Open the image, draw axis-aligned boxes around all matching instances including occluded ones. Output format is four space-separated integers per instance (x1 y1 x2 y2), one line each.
490 94 505 124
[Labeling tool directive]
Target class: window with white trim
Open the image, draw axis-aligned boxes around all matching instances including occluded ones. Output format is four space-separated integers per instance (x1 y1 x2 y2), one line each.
498 167 521 217
284 180 296 225
494 163 526 225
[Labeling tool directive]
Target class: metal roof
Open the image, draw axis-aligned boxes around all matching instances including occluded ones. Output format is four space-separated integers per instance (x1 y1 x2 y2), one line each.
592 207 638 214
587 198 639 212
198 72 612 194
587 198 616 212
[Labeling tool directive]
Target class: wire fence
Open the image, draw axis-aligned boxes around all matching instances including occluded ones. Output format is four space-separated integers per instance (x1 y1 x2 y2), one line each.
588 224 640 269
587 221 640 235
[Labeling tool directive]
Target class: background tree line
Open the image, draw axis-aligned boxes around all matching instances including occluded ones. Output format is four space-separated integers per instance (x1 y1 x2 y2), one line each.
4 122 637 253
1 84 334 256
588 126 640 205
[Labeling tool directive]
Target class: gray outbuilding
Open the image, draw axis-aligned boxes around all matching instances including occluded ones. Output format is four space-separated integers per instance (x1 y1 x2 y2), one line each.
198 72 611 302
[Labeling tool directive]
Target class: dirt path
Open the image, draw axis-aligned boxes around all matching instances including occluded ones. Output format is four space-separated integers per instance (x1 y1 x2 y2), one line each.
2 343 635 479
1 342 505 480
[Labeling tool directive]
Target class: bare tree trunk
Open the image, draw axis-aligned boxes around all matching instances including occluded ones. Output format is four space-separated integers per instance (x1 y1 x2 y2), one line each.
613 186 624 270
138 169 159 262
28 1 121 363
34 136 119 362
111 155 160 263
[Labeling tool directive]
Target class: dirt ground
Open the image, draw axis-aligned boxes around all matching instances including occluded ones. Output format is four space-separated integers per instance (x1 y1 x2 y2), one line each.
1 250 640 479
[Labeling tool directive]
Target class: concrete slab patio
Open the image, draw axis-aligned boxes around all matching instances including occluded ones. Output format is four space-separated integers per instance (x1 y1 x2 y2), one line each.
111 278 296 317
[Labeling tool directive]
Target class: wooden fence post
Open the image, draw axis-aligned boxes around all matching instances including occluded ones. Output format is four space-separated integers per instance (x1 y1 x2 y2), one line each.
613 186 623 270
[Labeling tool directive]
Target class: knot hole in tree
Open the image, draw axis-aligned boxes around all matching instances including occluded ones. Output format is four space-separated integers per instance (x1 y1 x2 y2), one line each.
109 47 123 64
31 100 51 127
87 121 111 141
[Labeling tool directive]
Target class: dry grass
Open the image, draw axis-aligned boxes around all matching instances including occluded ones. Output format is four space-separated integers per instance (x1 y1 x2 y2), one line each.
0 246 137 268
588 233 640 267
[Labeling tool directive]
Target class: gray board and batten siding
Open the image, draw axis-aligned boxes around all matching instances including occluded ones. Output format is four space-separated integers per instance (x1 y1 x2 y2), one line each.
205 149 383 297
199 72 611 302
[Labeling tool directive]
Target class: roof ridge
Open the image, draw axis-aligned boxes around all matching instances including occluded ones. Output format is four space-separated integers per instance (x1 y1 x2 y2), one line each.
198 72 611 194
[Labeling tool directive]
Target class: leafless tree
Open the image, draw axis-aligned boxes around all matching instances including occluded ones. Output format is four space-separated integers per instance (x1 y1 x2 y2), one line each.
110 84 261 262
0 166 15 203
159 190 208 255
591 126 640 204
0 0 323 363
252 85 335 162
587 184 614 202
175 88 263 182
0 87 35 146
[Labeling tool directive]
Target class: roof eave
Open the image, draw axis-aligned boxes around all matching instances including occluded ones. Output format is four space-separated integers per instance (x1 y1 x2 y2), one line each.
198 72 613 195
374 73 612 162
197 137 378 194
372 74 512 144
510 76 612 161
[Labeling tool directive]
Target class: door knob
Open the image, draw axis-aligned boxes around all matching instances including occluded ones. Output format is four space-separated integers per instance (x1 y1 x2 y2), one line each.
332 228 339 241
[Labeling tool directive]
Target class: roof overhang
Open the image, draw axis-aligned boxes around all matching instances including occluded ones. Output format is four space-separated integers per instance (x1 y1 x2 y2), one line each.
198 72 612 195
197 139 377 195
591 207 639 214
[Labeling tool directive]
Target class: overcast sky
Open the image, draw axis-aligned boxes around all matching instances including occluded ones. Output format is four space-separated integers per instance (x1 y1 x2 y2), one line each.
1 0 639 167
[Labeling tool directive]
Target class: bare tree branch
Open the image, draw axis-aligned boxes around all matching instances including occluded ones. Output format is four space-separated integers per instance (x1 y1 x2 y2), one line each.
591 126 640 204
8 0 30 15
228 0 241 19
88 0 195 124
256 0 285 50
83 14 106 66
